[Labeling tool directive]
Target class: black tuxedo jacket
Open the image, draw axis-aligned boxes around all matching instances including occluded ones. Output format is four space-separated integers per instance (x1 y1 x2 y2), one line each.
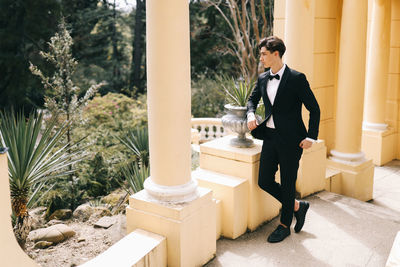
247 65 320 147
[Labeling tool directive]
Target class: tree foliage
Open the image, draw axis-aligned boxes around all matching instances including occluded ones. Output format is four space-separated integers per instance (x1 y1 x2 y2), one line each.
205 0 274 81
0 0 61 113
29 19 102 125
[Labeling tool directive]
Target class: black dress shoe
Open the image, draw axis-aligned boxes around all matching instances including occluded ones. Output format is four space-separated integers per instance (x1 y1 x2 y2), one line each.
294 201 310 233
267 225 290 243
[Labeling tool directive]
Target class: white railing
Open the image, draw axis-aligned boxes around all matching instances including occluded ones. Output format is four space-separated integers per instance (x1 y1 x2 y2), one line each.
191 118 231 144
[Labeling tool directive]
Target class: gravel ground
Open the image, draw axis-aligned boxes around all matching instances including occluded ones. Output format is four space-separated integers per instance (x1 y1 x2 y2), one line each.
25 214 126 267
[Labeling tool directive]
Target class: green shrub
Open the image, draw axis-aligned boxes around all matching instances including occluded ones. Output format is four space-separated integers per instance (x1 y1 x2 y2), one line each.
73 92 148 196
191 74 226 118
38 93 148 209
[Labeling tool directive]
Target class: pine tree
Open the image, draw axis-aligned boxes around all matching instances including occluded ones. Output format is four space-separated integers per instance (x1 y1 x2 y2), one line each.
29 19 104 209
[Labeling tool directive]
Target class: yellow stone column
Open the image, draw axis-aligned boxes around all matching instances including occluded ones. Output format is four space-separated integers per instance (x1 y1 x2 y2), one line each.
328 0 374 201
143 0 198 202
284 0 315 81
126 0 216 266
362 0 395 165
0 151 39 267
285 0 327 198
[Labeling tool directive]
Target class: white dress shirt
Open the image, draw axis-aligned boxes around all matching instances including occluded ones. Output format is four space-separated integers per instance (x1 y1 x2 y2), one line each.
247 64 316 143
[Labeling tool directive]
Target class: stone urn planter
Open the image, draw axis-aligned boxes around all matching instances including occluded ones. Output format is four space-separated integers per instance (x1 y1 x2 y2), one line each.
221 104 254 148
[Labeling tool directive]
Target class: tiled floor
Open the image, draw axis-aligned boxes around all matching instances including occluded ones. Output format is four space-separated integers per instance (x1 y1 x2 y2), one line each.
205 161 400 267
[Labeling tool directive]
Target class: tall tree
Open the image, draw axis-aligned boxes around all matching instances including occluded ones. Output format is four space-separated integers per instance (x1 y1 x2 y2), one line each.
61 0 130 95
205 0 274 81
0 0 61 113
190 0 238 79
29 20 103 210
129 0 146 94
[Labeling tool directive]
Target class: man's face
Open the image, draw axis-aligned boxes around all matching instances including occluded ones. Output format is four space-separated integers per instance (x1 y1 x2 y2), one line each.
259 47 278 68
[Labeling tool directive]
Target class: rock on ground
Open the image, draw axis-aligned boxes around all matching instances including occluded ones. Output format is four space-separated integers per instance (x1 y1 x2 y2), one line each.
29 207 47 230
94 216 116 229
28 224 75 244
73 204 112 223
72 204 93 222
48 209 72 221
34 241 53 249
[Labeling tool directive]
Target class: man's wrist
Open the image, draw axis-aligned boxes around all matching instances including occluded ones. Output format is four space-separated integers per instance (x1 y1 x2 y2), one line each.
305 137 316 143
247 112 256 122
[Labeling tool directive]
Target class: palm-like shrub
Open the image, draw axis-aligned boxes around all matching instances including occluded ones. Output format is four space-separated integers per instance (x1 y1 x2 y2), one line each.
118 127 149 167
221 77 255 107
0 110 80 248
121 162 150 194
118 127 149 194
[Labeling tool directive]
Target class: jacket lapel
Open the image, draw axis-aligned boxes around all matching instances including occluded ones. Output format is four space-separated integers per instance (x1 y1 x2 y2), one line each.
260 72 273 108
274 66 290 105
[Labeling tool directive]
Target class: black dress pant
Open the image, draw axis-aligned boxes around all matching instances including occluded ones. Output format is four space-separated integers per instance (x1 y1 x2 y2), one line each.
258 127 303 227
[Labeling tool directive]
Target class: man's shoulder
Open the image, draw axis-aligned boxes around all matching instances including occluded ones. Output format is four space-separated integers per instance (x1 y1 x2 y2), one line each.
286 66 307 82
287 66 303 77
258 71 269 79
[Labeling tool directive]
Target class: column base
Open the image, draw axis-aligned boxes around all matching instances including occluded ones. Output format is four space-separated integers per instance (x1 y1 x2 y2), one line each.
362 121 388 131
296 140 327 198
199 135 281 231
329 150 367 164
126 187 216 267
143 177 199 204
326 158 374 201
361 128 397 166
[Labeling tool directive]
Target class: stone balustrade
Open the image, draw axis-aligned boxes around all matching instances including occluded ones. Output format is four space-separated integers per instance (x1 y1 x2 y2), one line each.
191 118 231 144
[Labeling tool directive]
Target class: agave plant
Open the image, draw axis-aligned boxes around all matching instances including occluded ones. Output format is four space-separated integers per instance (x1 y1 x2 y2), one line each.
118 127 150 194
118 127 149 168
0 110 81 248
120 162 150 194
220 77 255 107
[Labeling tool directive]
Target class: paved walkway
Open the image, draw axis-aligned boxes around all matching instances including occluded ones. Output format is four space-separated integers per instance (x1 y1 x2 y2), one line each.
205 161 400 267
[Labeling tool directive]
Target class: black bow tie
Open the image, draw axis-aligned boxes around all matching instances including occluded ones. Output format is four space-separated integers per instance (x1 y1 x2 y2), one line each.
268 74 280 80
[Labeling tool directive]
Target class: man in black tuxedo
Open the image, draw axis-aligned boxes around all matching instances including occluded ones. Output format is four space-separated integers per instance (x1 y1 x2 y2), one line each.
247 36 320 243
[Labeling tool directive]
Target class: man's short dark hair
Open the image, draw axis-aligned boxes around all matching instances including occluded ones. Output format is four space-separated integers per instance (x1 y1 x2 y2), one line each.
258 36 286 58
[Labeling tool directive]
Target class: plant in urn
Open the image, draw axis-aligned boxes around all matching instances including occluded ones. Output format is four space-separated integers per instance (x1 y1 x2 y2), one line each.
221 77 258 148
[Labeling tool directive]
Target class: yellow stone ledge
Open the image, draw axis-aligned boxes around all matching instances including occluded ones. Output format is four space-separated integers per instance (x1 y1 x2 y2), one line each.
200 135 263 163
327 158 374 201
297 140 327 198
198 136 281 232
80 229 167 267
192 168 248 239
362 128 397 166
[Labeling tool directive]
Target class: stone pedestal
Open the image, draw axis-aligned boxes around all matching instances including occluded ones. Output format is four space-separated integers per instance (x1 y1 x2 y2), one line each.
296 140 327 198
192 168 248 239
327 159 374 201
362 129 397 166
198 135 327 232
126 187 216 267
199 136 280 231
